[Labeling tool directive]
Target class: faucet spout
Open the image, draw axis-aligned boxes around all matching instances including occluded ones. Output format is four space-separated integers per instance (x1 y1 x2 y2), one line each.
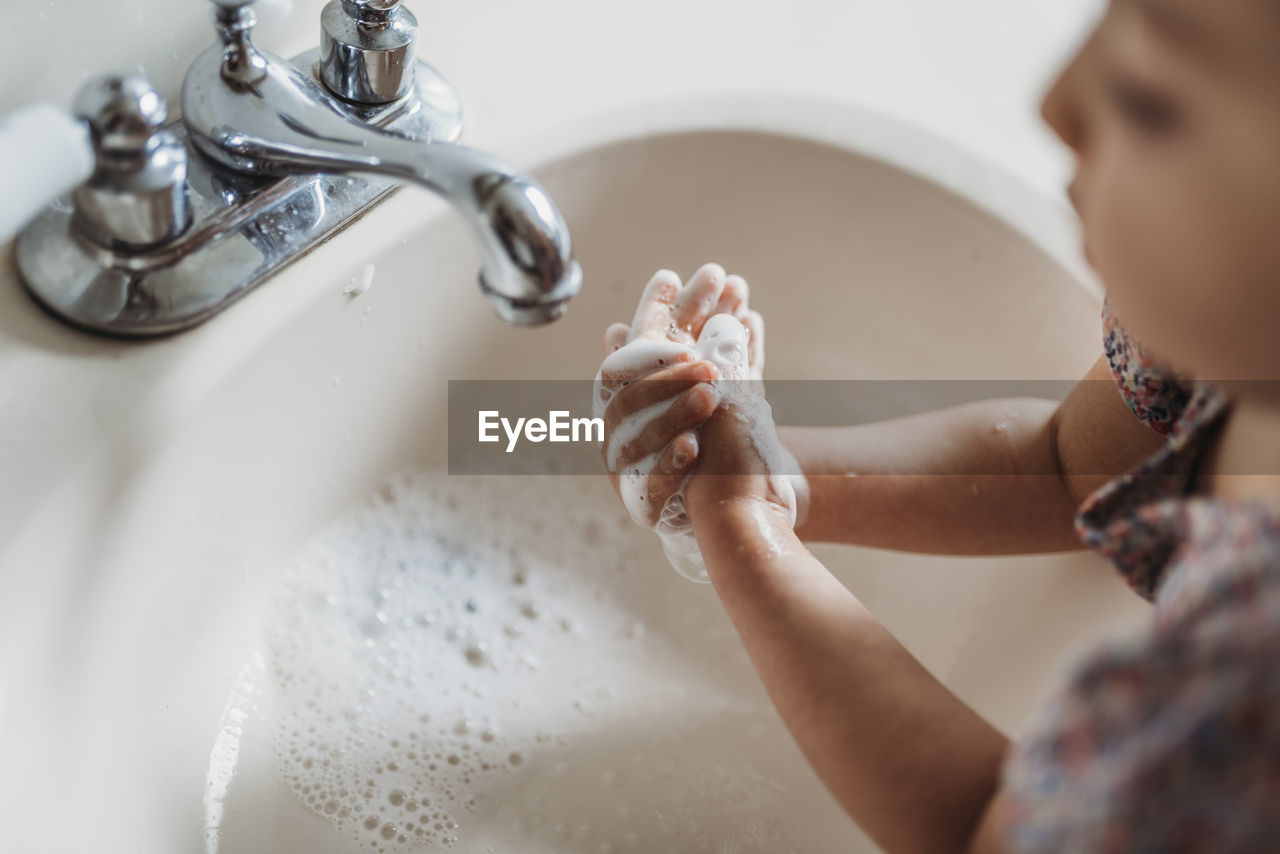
181 7 581 325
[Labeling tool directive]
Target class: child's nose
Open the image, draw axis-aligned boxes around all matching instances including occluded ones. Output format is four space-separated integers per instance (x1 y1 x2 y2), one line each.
1041 24 1102 157
1041 60 1088 154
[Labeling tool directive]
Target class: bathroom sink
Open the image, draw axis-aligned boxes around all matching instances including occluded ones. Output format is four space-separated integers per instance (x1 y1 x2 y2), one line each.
0 96 1148 854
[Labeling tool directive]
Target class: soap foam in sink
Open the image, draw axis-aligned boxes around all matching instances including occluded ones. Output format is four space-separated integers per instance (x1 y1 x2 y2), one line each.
246 471 848 854
265 473 614 851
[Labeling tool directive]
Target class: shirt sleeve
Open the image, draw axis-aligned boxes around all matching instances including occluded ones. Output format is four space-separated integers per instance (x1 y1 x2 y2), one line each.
999 564 1280 853
1101 299 1192 438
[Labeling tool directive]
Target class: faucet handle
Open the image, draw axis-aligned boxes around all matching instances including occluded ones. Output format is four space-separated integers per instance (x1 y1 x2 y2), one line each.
208 0 268 87
73 75 167 155
0 75 189 248
319 0 419 105
71 75 191 248
209 0 259 23
349 0 400 13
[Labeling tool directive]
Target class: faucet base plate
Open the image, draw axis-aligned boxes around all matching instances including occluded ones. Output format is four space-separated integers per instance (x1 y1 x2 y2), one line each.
16 52 462 338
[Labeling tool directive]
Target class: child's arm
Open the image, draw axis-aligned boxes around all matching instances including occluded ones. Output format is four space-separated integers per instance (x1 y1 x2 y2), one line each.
597 272 1169 851
682 410 1020 854
598 266 1165 554
607 350 1168 554
692 489 1013 854
784 354 1168 553
653 355 1166 852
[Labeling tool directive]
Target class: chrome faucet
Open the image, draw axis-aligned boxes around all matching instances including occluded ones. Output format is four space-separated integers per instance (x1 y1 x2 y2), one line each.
11 0 581 335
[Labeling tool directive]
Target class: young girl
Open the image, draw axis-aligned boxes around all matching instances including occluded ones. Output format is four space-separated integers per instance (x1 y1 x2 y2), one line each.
594 1 1280 851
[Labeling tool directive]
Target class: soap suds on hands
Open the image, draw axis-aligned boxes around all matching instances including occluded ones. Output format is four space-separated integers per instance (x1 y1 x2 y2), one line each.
594 314 799 582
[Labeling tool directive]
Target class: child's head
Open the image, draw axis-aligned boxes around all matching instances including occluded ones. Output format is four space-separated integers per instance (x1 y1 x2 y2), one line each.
1042 0 1280 380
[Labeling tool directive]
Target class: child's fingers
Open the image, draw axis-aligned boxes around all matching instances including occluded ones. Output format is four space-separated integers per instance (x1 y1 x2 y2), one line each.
629 269 683 339
714 274 749 318
673 263 726 335
642 433 699 525
598 340 694 387
602 322 630 355
603 361 719 433
743 309 765 375
610 384 719 472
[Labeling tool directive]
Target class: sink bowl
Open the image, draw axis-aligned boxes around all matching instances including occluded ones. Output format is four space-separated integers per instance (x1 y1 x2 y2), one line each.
0 96 1147 854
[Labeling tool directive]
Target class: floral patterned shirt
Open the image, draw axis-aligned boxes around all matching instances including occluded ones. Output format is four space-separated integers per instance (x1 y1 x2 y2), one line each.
1000 302 1280 852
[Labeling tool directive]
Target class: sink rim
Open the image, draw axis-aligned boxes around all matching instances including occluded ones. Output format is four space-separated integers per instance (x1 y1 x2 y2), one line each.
502 91 1094 299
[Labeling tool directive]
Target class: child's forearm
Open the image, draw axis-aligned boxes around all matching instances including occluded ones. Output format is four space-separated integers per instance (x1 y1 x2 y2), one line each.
780 397 1083 554
694 500 1011 854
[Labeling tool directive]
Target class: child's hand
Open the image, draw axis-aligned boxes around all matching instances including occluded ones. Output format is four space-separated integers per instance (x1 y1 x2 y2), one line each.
594 264 765 527
682 399 798 529
596 308 800 539
597 356 720 526
601 263 764 378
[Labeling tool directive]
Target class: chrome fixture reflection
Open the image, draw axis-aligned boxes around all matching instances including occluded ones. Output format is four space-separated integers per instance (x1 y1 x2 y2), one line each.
11 0 581 335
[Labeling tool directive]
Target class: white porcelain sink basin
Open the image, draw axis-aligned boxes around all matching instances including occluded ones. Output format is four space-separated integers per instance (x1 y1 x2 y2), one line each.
0 97 1148 854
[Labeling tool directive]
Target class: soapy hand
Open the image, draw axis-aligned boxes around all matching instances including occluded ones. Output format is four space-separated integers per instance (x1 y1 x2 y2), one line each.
675 312 798 527
601 262 764 374
680 397 799 527
595 265 803 545
595 264 763 527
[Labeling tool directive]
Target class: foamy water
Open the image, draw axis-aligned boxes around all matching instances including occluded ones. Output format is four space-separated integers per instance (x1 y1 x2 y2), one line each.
208 472 856 853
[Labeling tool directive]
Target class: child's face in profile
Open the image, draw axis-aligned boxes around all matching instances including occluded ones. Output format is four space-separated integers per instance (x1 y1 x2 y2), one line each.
1043 0 1280 380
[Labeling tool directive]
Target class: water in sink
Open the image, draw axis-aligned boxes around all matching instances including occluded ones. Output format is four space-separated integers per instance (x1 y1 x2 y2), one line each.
209 470 860 853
